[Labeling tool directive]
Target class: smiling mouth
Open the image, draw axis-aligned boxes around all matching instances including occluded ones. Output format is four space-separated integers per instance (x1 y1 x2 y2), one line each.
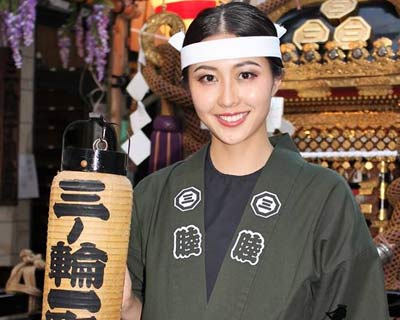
216 112 249 126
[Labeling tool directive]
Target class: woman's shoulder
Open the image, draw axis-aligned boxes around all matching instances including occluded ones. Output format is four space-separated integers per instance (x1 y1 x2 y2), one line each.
134 160 183 194
272 134 348 190
134 147 205 194
302 160 348 188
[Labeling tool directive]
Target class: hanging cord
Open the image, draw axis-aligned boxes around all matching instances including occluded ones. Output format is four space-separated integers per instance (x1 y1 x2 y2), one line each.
88 67 106 111
79 64 107 112
79 65 91 108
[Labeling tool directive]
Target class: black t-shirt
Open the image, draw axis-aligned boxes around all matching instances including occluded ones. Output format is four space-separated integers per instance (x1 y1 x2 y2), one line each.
204 150 262 301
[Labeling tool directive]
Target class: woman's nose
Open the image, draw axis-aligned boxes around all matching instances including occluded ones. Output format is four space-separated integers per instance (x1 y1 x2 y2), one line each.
217 80 240 108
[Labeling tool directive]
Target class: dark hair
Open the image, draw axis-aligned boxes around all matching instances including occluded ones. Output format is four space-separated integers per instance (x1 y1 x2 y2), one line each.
182 2 283 80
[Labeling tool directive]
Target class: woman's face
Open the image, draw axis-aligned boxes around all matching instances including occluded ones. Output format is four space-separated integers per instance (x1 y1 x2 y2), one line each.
188 33 281 147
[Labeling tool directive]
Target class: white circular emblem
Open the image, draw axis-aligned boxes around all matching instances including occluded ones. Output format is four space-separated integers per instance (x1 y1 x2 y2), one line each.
174 187 201 212
251 191 281 219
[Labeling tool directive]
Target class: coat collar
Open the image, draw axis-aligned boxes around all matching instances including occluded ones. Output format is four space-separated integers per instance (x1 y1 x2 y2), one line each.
167 134 305 319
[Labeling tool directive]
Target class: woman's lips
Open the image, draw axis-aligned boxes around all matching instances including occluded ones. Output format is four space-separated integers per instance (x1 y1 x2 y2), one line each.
216 112 249 127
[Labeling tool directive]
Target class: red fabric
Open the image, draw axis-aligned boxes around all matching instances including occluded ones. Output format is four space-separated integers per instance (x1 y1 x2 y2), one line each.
155 1 216 19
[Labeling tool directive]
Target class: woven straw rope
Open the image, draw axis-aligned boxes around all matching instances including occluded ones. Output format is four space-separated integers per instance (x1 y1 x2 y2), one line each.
142 43 210 154
375 179 400 290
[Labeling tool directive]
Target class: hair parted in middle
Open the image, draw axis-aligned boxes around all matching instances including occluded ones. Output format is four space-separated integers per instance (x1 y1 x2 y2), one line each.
181 2 283 80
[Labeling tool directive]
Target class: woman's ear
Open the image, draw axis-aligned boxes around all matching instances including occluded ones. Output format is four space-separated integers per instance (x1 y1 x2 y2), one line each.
271 77 282 96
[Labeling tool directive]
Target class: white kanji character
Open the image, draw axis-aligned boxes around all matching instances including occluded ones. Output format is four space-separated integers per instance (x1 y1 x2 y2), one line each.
231 230 265 266
173 225 202 259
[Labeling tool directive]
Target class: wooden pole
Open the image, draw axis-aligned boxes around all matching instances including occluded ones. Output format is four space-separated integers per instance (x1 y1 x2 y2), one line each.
108 14 127 142
108 1 142 142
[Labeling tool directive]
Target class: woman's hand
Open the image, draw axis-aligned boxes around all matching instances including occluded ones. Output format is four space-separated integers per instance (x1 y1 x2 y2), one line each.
121 267 142 320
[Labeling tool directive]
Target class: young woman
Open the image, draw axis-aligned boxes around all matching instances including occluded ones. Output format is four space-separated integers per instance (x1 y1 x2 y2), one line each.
122 3 389 319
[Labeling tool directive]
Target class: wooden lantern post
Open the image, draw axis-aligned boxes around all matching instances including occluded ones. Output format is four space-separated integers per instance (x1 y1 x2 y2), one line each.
108 0 142 141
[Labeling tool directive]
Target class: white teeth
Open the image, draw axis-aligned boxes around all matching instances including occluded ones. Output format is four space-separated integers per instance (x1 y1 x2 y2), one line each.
219 113 246 122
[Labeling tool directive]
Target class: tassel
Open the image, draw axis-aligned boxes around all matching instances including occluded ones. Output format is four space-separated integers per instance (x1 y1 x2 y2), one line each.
149 115 183 173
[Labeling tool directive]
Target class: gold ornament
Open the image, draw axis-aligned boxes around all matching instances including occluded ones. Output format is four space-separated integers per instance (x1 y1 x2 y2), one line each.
320 0 357 21
347 40 369 63
364 161 374 171
323 41 346 63
334 16 372 50
342 161 351 170
293 19 330 50
372 37 395 61
300 43 322 64
280 43 299 65
141 12 185 67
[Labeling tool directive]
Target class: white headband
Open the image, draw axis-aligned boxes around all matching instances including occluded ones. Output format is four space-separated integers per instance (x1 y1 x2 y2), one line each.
169 24 286 70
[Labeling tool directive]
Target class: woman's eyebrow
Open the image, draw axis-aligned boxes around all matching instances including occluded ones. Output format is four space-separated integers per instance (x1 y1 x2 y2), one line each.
193 65 217 73
235 61 262 68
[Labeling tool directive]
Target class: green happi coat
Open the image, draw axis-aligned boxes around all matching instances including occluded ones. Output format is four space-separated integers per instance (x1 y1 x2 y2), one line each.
127 134 389 320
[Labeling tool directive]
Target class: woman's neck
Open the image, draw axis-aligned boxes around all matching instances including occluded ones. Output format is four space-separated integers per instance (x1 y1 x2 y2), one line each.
209 138 273 176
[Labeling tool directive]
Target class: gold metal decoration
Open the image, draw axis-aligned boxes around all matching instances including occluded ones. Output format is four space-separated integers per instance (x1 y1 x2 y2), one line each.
372 37 396 61
359 188 374 196
347 40 370 63
334 16 372 50
280 43 299 65
289 113 400 165
141 12 185 66
397 39 400 57
279 49 400 97
378 160 389 221
293 19 330 50
323 41 346 63
257 1 400 99
342 161 351 169
262 0 400 22
358 178 379 195
358 86 394 97
320 0 357 21
365 161 374 171
297 87 332 98
286 111 400 130
360 203 373 214
300 43 322 64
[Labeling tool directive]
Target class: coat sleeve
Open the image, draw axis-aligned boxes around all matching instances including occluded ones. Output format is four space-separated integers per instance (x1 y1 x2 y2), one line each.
310 178 389 320
127 195 145 302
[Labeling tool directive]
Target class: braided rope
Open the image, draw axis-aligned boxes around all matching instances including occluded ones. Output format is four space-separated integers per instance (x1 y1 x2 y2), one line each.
142 45 193 108
374 178 400 290
256 0 292 15
142 43 210 154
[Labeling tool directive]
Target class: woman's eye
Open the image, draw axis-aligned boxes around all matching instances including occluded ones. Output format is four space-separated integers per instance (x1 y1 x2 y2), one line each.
238 72 256 80
199 74 216 82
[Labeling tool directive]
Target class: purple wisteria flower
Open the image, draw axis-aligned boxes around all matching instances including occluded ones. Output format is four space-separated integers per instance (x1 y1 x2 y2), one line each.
18 0 37 47
74 9 85 58
85 13 95 66
57 28 71 69
85 4 110 82
1 0 37 68
92 4 109 81
4 11 22 68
